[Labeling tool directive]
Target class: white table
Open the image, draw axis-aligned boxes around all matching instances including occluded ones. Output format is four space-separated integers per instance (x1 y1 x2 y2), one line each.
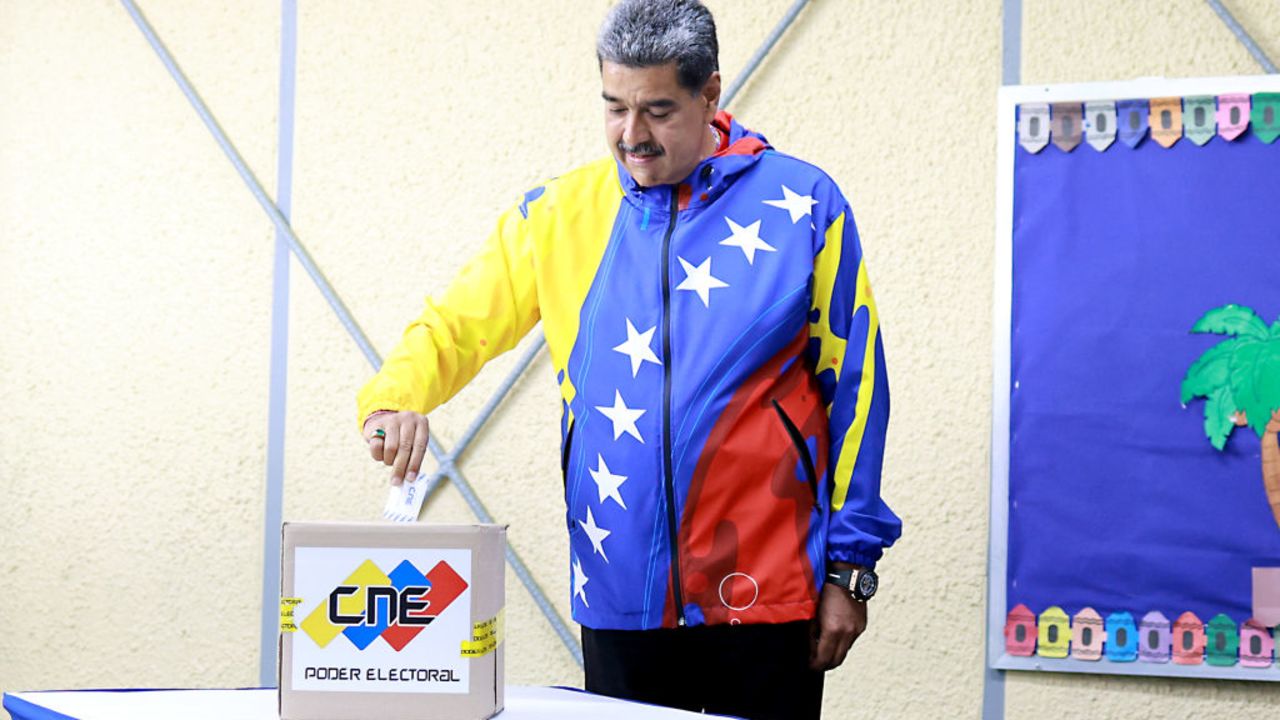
3 686 736 719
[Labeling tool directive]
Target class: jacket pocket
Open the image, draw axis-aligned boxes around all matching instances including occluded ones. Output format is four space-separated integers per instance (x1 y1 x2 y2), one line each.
770 398 821 511
561 418 575 493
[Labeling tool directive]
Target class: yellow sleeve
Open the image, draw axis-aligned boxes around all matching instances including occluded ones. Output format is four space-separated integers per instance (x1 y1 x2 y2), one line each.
356 202 541 429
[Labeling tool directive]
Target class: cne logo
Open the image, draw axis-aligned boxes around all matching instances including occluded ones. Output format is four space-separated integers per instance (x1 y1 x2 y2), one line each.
299 559 468 652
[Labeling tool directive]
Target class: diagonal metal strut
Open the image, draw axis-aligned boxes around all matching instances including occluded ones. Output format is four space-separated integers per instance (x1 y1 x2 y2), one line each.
1204 0 1278 73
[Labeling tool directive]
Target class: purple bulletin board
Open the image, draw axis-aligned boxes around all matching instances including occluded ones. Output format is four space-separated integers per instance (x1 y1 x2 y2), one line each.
988 75 1280 682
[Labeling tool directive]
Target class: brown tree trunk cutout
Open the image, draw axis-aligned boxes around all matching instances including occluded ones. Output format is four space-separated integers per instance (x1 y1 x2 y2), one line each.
1264 411 1280 530
1236 410 1280 530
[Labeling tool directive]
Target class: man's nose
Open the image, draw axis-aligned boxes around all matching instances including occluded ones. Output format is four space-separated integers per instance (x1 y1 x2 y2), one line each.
622 113 650 147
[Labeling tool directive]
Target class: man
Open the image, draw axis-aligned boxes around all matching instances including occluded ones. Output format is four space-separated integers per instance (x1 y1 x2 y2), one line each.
357 1 900 717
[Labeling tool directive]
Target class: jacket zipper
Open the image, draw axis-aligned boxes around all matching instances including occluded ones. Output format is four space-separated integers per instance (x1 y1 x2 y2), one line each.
660 191 686 626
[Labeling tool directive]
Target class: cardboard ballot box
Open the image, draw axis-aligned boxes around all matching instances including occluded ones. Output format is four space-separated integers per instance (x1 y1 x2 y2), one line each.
278 522 506 720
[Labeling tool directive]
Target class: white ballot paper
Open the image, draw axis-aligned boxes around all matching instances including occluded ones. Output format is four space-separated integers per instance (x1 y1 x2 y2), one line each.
383 472 430 522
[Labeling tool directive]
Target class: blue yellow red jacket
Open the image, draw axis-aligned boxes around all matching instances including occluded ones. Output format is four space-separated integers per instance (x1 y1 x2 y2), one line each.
358 111 901 630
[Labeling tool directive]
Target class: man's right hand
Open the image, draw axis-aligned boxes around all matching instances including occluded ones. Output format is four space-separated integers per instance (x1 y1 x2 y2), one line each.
363 411 430 486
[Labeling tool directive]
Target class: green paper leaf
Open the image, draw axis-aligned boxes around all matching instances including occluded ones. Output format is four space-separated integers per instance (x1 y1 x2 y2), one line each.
1183 307 1280 448
1191 304 1269 339
1204 385 1235 450
1229 338 1280 438
1181 340 1238 403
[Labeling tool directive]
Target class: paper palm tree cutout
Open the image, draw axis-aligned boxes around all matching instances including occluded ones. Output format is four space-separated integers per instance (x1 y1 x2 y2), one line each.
1181 304 1280 529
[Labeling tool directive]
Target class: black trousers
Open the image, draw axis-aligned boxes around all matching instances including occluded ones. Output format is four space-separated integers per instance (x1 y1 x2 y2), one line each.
582 621 825 719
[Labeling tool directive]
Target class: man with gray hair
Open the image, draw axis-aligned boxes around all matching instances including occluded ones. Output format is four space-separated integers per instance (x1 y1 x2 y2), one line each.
358 1 900 717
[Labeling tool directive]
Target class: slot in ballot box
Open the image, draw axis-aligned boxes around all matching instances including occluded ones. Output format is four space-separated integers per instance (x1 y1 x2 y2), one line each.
279 522 506 720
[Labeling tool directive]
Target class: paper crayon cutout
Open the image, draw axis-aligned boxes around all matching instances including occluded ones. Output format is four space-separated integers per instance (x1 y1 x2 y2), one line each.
1083 101 1117 151
1149 97 1182 148
1216 94 1250 141
1105 612 1138 662
1205 614 1239 666
1182 96 1215 146
1018 104 1050 154
1240 618 1274 668
1071 607 1104 661
1037 606 1070 658
1116 99 1148 148
1172 611 1206 665
1005 604 1037 656
1138 611 1171 663
1253 93 1280 144
1050 103 1083 152
1253 567 1280 627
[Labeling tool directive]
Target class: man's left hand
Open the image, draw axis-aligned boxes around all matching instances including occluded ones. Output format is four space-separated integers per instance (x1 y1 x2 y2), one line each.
809 572 868 671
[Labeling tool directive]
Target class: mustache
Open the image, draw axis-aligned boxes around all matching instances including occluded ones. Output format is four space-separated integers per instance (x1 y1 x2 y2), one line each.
618 141 663 157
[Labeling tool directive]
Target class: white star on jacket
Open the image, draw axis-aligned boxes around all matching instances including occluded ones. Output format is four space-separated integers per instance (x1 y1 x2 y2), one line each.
612 319 661 377
589 454 628 509
573 556 590 607
763 185 818 224
595 389 645 443
675 256 729 307
719 217 775 265
578 507 611 562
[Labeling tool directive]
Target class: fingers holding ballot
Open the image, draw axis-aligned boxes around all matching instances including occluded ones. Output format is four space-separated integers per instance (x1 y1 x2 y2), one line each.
363 410 430 486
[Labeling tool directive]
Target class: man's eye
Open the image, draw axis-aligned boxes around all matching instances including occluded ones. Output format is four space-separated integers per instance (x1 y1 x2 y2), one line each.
649 111 669 119
608 107 626 115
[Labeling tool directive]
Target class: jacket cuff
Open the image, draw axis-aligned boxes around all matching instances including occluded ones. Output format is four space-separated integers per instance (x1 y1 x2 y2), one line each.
825 548 882 571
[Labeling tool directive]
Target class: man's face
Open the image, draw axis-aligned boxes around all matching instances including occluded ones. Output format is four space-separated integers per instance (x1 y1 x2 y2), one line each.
601 61 720 188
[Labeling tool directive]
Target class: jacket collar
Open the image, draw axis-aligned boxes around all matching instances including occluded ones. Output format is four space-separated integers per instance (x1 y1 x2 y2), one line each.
615 111 771 214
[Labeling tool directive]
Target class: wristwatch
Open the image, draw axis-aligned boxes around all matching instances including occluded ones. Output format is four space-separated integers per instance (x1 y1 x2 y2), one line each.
826 566 878 602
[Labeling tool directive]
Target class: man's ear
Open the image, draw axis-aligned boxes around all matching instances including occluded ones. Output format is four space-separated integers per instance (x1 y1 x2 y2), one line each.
701 71 722 121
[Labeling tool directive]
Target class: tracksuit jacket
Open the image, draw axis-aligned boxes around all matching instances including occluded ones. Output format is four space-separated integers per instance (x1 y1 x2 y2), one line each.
358 111 901 631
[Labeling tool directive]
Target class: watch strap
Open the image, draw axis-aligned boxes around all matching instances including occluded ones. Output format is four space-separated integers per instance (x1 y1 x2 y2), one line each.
826 567 876 601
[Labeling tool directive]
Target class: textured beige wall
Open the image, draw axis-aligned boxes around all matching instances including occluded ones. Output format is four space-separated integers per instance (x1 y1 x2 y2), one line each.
2 0 1278 717
1 0 278 693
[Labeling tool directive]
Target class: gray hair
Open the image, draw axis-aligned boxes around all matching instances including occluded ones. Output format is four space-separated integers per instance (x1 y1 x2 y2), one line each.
597 0 719 92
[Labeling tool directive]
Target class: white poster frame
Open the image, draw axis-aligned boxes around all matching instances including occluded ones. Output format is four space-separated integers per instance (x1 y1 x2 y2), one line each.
988 73 1280 682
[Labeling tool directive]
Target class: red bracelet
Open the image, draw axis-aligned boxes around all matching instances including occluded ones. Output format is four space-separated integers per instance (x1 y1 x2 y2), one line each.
362 409 395 432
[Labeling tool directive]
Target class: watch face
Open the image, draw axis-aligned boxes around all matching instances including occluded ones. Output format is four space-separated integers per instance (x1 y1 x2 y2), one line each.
856 570 878 599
